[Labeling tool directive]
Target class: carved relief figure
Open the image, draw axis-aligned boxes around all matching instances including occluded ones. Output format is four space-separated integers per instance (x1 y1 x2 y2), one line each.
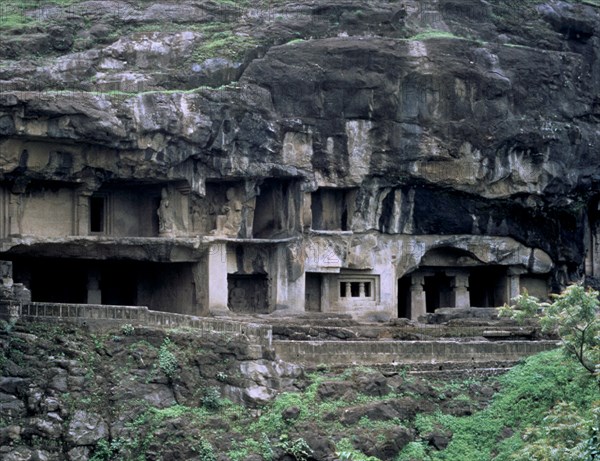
157 188 175 237
228 280 246 311
214 187 243 237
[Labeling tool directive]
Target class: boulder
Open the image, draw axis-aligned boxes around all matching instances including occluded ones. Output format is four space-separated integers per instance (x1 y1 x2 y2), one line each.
66 410 109 446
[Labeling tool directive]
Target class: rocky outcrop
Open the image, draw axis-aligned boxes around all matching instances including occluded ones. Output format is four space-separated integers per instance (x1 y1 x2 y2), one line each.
0 323 303 460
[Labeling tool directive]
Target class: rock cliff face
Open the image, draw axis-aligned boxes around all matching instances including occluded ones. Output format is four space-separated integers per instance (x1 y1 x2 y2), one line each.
0 0 599 318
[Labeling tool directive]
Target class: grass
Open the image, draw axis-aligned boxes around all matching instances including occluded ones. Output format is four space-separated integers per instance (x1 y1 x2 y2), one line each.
187 23 258 64
0 0 84 30
408 30 461 41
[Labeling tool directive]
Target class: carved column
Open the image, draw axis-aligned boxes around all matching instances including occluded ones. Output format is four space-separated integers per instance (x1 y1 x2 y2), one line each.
409 274 427 320
207 243 229 314
451 272 470 308
77 192 91 236
344 282 352 298
8 193 22 236
359 282 366 297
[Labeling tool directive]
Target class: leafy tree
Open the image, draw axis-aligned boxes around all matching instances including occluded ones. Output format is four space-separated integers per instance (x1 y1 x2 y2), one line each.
500 284 600 381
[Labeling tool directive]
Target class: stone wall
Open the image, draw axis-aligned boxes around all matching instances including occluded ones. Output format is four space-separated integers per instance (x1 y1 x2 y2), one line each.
274 339 558 367
0 302 272 347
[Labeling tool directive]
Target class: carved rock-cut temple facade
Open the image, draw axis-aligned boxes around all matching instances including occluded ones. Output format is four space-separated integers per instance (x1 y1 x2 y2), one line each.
0 168 557 321
0 0 599 321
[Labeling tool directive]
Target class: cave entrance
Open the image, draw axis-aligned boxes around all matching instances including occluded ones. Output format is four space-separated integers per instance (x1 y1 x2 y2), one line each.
227 274 269 313
305 273 322 312
469 266 507 307
397 276 412 318
10 257 198 312
424 273 453 312
17 258 88 304
100 261 138 306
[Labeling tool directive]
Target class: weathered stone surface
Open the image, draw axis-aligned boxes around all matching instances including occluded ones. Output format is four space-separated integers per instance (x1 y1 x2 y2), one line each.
1 446 34 461
66 410 109 446
339 397 428 425
66 447 90 461
0 1 597 302
353 427 414 460
426 431 452 451
0 425 21 445
0 392 26 418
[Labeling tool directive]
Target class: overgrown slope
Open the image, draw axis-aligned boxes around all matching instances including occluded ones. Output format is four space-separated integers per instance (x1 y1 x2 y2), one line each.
1 322 597 460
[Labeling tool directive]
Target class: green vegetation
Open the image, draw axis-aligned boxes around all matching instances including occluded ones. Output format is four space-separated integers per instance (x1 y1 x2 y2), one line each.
3 319 598 461
408 30 461 41
200 386 222 410
397 349 599 460
157 337 178 380
276 434 312 461
0 0 82 30
337 438 382 461
394 285 600 460
120 323 135 336
500 285 599 379
187 23 257 64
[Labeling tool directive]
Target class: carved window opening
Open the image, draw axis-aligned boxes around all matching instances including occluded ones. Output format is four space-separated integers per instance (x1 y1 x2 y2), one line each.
311 188 356 231
338 275 378 301
90 195 107 233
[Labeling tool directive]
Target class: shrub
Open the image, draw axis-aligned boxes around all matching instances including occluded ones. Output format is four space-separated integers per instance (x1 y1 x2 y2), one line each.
158 337 178 380
194 438 217 461
276 434 312 461
202 386 222 410
120 323 135 336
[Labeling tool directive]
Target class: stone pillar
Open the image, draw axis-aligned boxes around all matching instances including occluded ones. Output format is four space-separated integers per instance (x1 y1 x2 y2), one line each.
344 282 352 298
8 193 22 236
77 193 91 236
87 270 102 304
507 267 525 303
269 244 305 313
409 274 426 320
75 192 92 235
451 272 470 308
359 282 366 297
207 243 229 314
302 191 312 231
